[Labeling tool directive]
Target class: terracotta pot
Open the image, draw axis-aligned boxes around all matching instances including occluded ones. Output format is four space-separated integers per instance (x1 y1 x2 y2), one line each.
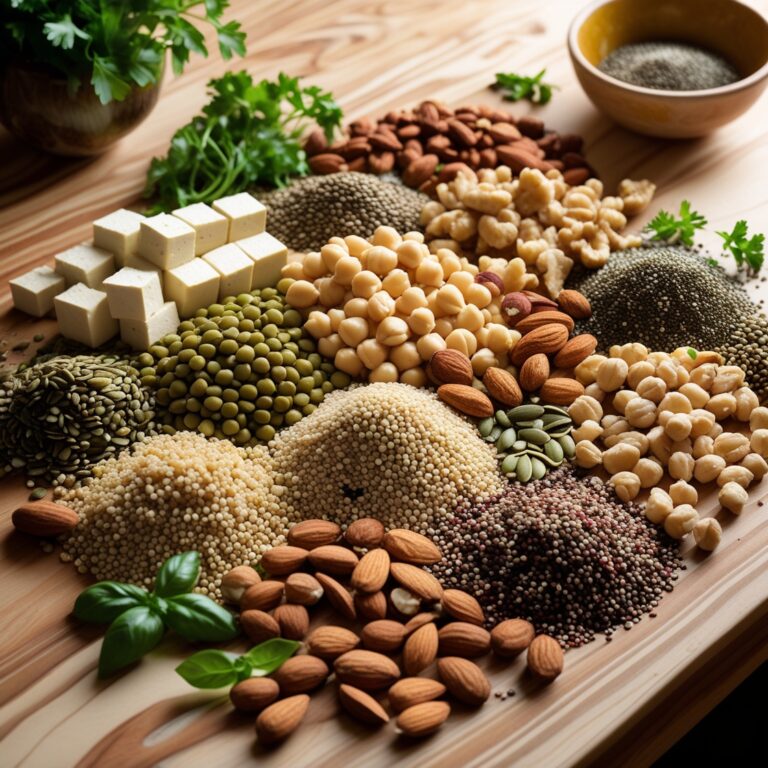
0 61 162 156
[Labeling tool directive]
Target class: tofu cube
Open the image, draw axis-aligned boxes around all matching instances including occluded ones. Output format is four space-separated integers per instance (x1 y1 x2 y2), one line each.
54 243 115 288
124 252 162 273
202 243 255 299
120 301 180 351
138 213 196 270
102 267 165 321
54 283 118 348
10 266 66 317
173 203 228 255
213 193 267 241
236 232 288 289
93 209 145 267
164 259 220 318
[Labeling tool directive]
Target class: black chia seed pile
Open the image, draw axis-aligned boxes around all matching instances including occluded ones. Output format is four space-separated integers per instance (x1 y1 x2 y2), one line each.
257 172 429 252
599 41 739 91
717 312 768 402
430 467 682 647
570 246 756 352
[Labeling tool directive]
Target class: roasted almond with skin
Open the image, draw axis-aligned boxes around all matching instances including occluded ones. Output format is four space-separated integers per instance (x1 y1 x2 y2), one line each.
12 501 78 537
557 289 592 319
273 604 309 640
390 562 443 601
345 518 385 549
241 580 284 612
272 655 329 695
437 657 491 706
523 291 558 311
308 153 347 174
403 622 438 675
256 695 310 745
441 590 485 625
527 634 564 681
429 349 474 386
514 310 575 335
260 545 309 576
403 154 439 187
382 529 442 565
438 622 491 658
315 573 356 620
355 590 387 621
388 678 447 712
308 545 359 576
437 383 494 418
351 548 391 593
404 612 437 634
284 572 323 606
396 701 451 737
230 677 279 712
519 353 550 392
287 519 341 549
491 618 535 657
511 324 569 366
339 684 389 726
306 626 360 660
553 334 598 369
220 565 261 604
335 650 401 690
240 609 280 644
539 377 586 406
361 620 407 653
483 367 523 407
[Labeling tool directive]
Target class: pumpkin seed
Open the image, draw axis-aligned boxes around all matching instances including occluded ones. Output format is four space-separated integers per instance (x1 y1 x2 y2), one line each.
495 410 511 428
501 454 519 474
517 428 550 445
478 417 495 437
544 439 565 463
558 434 576 459
530 457 547 480
507 404 545 421
496 428 518 452
516 454 533 482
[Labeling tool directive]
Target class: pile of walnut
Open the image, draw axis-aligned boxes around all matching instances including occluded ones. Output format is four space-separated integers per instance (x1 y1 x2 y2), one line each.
570 345 768 551
220 520 563 745
420 167 655 297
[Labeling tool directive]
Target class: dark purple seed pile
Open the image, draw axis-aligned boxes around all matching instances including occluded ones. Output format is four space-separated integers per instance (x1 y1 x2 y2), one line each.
430 467 682 647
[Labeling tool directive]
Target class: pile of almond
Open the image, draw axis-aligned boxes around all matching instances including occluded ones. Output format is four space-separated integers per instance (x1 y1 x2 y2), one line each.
221 519 564 745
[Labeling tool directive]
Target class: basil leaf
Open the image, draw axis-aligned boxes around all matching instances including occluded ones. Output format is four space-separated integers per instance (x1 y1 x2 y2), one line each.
233 656 253 683
176 649 239 689
98 606 164 678
154 551 200 597
74 581 148 624
164 593 239 643
241 638 300 675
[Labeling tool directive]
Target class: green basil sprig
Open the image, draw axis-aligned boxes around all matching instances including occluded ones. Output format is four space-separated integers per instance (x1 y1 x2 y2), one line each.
176 638 300 689
73 551 239 678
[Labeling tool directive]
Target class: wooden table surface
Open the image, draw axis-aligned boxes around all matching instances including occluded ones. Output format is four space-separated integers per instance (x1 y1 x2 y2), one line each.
1 2 768 766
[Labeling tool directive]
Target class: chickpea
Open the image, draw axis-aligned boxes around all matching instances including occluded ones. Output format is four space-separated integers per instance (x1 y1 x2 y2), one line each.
647 425 673 463
693 518 722 551
689 409 716 438
613 390 640 415
678 382 710 410
670 437 693 455
415 258 444 287
338 316 369 347
665 413 692 442
572 419 603 443
733 387 759 422
596 357 628 392
400 367 427 388
484 323 512 355
455 305 485 333
693 435 715 458
368 362 400 383
625 397 657 429
664 504 699 539
367 291 396 323
627 360 656 389
416 333 446 361
304 310 332 339
713 432 751 463
365 245 398 276
439 251 463 279
396 239 426 269
609 471 641 502
334 347 364 377
717 465 754 489
644 488 673 524
636 376 666 403
568 395 603 425
405 307 434 336
435 284 466 315
749 406 768 431
633 457 664 488
658 392 692 414
694 454 726 484
668 451 694 481
690 362 718 390
382 269 410 299
470 348 498 376
574 354 607 385
343 235 369 256
318 332 343 359
705 392 737 420
710 365 745 394
343 297 368 319
719 481 748 514
605 431 650 454
302 250 329 279
584 383 606 402
464 283 493 308
708 421 724 439
602 443 640 474
447 270 474 296
376 316 410 346
574 440 602 468
351 270 381 299
390 342 421 372
281 260 306 280
601 417 630 443
334 256 362 285
445 328 478 357
741 452 768 481
669 480 697 507
750 428 768 458
434 317 454 339
656 409 673 428
655 360 679 390
357 338 388 370
612 342 648 366
285 279 319 308
327 308 346 332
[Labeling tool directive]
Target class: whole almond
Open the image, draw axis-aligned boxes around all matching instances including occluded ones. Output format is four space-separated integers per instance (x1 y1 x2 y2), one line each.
483 367 523 407
308 153 347 174
307 626 360 660
441 590 485 625
491 618 535 657
335 650 401 690
495 144 552 173
404 612 437 634
338 684 390 726
315 573 356 620
437 657 491 706
437 383 494 418
220 565 261 604
240 609 280 643
403 622 438 675
369 152 396 174
511 324 569 366
519 353 550 392
273 604 309 640
514 310 575 335
288 519 341 549
403 154 439 187
556 289 592 319
488 122 522 143
438 622 491 658
260 545 309 576
523 291 558 311
429 349 474 386
230 677 279 712
397 701 451 737
382 529 442 565
390 562 443 601
12 501 78 536
256 695 310 745
361 620 407 653
272 655 329 695
303 128 328 157
355 590 388 621
241 580 284 612
388 678 447 712
308 545 359 576
369 132 403 152
351 548 391 593
345 518 385 549
553 334 598 368
284 572 324 606
447 118 477 147
539 377 586 406
527 635 564 681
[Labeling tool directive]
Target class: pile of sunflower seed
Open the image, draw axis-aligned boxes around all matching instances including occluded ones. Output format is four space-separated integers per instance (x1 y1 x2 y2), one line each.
478 402 575 482
0 355 156 486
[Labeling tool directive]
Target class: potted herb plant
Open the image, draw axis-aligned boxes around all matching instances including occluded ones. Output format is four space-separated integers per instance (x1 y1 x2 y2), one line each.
0 1 246 156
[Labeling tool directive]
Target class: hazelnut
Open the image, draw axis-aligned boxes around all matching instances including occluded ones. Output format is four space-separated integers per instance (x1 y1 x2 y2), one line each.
693 518 722 551
669 480 697 507
475 271 504 297
609 471 641 502
500 292 532 327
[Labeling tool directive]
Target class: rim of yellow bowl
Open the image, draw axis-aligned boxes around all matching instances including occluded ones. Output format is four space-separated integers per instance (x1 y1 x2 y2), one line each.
567 0 768 99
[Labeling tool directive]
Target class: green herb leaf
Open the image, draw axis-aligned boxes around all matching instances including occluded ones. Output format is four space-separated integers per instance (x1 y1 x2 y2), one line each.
74 581 148 624
91 55 132 104
494 69 556 105
687 348 697 360
646 200 707 247
43 14 89 50
164 593 239 642
98 606 165 678
241 638 301 675
175 649 239 689
154 551 200 597
717 220 765 275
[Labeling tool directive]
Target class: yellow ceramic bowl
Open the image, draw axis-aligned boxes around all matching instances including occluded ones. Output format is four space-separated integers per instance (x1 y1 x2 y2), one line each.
568 0 768 138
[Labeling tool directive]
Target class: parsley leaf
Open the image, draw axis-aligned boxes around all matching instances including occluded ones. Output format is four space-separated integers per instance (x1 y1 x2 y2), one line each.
493 69 556 105
43 14 89 50
717 220 765 275
646 200 707 247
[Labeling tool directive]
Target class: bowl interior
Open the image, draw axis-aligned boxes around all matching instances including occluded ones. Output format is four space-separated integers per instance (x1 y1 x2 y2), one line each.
577 0 768 83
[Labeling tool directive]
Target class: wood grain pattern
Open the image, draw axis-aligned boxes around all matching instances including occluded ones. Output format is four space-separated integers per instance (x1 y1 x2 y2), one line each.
1 1 768 766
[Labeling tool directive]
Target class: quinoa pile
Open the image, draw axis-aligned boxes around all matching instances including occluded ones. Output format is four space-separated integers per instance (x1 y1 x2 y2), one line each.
430 467 682 647
271 383 504 532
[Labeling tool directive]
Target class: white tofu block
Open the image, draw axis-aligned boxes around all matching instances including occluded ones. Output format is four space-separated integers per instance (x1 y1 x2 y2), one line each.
54 243 115 288
124 251 162 273
172 203 228 255
10 266 66 317
164 259 220 318
54 283 118 348
120 301 180 351
102 267 165 321
236 232 288 289
202 243 255 299
93 209 145 267
213 192 267 241
138 213 196 270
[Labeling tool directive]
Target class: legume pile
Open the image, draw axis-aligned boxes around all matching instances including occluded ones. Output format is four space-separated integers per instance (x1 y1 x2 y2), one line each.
717 313 768 403
431 466 682 647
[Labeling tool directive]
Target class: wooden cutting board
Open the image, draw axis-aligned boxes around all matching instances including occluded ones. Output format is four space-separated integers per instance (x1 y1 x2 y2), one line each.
1 2 767 766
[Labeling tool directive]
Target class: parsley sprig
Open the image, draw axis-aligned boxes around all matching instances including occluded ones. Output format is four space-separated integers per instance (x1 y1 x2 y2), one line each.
645 200 707 247
716 220 765 275
493 69 556 105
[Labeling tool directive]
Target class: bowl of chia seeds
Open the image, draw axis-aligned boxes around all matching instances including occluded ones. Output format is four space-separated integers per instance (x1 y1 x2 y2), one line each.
567 0 768 137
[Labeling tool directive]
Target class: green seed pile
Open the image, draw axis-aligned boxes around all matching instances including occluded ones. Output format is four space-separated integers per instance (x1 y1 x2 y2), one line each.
58 432 288 599
717 312 768 402
271 383 504 532
258 173 429 252
571 246 756 351
0 355 155 485
139 285 348 444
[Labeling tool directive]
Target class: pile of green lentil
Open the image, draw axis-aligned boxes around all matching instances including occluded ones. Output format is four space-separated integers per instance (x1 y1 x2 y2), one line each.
139 285 348 444
258 173 430 252
717 312 768 402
